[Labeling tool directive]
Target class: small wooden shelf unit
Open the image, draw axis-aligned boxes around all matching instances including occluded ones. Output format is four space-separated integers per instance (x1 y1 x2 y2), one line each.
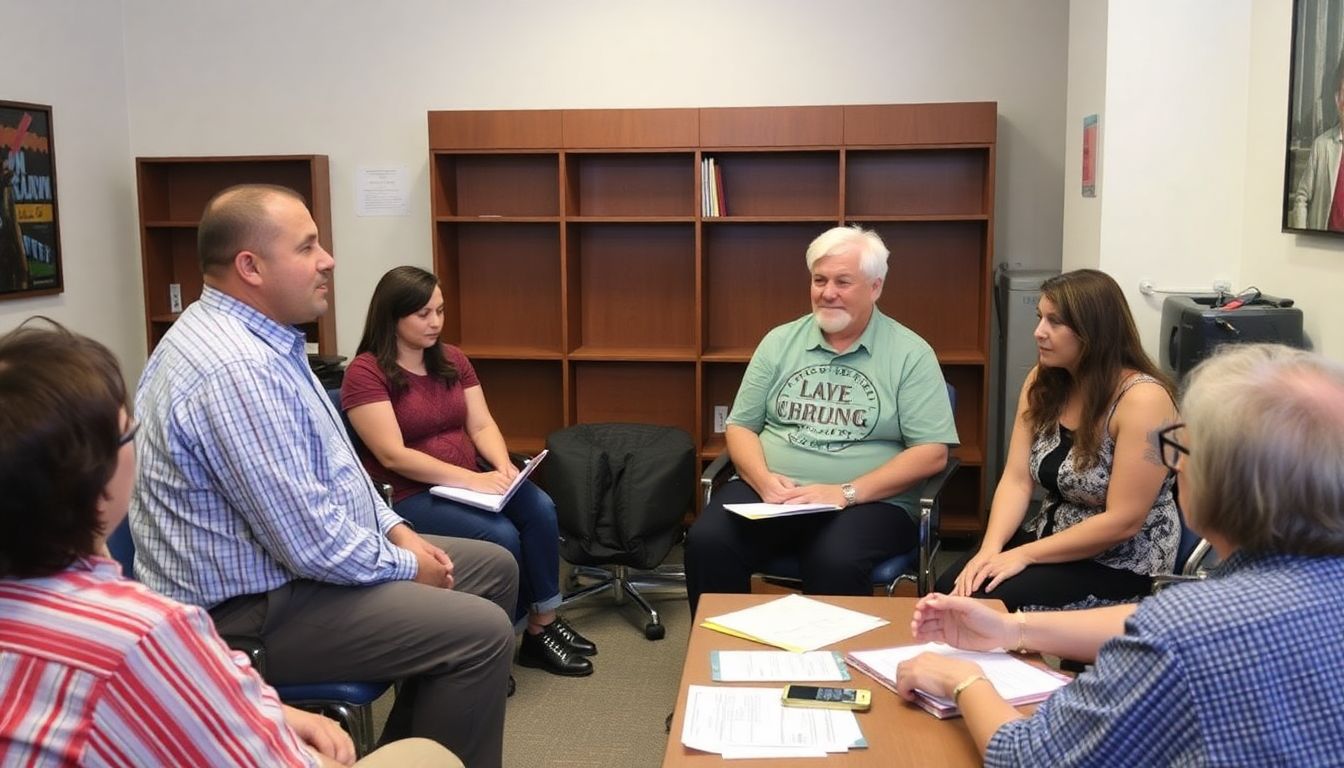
427 104 995 534
135 155 336 354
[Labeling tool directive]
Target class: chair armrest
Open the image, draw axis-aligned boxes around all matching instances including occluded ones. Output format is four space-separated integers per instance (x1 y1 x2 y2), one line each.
223 635 267 678
1152 573 1206 594
917 456 960 510
701 453 733 507
914 456 959 595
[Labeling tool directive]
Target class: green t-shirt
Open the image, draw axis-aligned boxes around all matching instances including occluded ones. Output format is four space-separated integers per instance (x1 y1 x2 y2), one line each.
726 309 959 516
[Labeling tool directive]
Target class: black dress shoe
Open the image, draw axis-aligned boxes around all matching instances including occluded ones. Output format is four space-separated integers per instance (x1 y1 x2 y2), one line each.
549 616 597 656
508 674 516 697
518 625 593 676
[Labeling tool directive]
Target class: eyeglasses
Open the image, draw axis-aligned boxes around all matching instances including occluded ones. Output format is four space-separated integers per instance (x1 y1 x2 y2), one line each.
1157 423 1188 471
118 418 139 447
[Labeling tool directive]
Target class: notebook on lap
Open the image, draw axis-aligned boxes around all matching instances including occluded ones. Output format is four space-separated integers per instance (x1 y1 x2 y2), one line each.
429 449 548 512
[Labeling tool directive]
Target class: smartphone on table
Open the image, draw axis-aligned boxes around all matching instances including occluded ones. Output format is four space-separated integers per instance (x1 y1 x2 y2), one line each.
780 684 871 711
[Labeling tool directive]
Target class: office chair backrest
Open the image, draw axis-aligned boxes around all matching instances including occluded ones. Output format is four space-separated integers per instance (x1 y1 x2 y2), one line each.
106 519 136 576
546 423 694 570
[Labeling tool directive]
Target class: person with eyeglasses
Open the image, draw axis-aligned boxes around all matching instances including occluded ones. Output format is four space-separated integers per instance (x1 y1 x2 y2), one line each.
0 320 460 767
936 269 1180 610
894 343 1344 765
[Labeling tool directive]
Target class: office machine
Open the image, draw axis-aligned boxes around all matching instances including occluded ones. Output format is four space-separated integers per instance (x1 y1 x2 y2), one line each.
1159 294 1304 379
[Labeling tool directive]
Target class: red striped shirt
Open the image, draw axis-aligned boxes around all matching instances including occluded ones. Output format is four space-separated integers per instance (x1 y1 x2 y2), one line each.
0 557 316 767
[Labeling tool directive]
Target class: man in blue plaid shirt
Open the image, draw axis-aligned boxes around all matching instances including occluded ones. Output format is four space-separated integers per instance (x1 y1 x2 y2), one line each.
895 343 1344 766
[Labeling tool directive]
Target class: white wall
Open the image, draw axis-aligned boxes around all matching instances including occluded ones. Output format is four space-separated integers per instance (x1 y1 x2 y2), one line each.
1093 0 1254 357
1063 0 1342 362
1061 0 1107 272
1242 0 1344 358
120 0 1071 362
0 1 142 378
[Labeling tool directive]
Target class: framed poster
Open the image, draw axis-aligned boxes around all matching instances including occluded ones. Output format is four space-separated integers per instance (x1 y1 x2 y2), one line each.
1283 0 1344 235
0 101 62 298
1082 114 1098 198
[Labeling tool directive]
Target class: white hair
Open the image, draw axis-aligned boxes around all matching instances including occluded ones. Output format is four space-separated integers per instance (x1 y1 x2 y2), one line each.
1181 343 1344 554
804 225 889 280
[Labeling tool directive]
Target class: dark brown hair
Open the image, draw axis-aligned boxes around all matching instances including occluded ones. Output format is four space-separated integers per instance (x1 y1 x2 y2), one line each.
1026 269 1174 470
356 265 457 392
0 319 129 578
197 183 306 275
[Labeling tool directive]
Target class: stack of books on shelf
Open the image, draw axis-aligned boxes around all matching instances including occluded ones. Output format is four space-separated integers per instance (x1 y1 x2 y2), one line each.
701 156 726 217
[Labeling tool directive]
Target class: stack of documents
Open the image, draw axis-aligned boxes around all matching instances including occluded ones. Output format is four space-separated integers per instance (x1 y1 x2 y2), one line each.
846 643 1070 719
681 685 866 758
701 594 889 652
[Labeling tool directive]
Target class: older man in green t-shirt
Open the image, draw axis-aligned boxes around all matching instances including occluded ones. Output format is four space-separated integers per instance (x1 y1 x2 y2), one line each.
685 225 959 614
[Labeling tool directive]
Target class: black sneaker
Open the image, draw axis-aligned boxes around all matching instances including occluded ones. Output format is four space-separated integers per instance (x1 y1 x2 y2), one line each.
518 625 593 676
549 616 597 656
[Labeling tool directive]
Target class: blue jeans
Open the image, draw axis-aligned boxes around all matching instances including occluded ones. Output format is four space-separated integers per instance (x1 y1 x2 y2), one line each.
394 481 561 625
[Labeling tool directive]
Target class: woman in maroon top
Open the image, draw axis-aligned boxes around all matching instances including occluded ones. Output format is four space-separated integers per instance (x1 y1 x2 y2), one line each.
342 267 595 678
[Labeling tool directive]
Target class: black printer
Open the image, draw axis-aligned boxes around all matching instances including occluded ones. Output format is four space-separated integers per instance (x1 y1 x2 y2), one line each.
1160 293 1304 379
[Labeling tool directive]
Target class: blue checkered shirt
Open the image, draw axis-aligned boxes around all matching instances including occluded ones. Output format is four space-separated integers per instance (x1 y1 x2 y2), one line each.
987 550 1344 766
130 287 416 608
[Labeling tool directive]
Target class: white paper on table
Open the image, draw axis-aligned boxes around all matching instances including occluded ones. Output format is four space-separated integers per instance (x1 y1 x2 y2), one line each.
710 650 850 682
702 593 888 652
680 685 865 757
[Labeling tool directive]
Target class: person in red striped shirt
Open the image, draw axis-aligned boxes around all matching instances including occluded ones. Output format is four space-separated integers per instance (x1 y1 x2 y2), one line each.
0 320 458 768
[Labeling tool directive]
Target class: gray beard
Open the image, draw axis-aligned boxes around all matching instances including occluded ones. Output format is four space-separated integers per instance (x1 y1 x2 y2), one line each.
813 308 852 334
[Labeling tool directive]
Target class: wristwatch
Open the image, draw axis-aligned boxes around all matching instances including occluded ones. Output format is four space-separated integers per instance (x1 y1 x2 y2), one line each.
841 483 857 507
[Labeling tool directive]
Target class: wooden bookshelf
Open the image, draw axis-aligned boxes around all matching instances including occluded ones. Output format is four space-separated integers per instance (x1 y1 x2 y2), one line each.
427 104 995 534
135 155 336 354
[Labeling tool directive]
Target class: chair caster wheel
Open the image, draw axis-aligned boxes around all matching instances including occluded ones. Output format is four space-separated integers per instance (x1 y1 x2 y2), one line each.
644 622 665 640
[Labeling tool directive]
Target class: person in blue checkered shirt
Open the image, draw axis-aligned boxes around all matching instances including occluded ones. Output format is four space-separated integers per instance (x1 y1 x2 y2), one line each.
895 343 1344 766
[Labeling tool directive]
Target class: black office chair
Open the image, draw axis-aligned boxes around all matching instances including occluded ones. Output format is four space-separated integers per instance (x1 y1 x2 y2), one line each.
105 520 391 757
547 423 695 640
699 383 959 596
1152 490 1220 592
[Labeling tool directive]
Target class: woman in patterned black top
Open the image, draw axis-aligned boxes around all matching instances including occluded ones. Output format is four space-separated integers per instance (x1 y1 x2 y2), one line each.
936 269 1180 610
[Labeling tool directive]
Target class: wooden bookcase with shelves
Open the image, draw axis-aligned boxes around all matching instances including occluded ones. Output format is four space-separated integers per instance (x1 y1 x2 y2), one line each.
135 155 336 354
428 104 995 534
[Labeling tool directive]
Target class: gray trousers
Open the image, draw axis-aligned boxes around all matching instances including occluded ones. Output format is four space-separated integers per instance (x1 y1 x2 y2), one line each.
210 535 518 768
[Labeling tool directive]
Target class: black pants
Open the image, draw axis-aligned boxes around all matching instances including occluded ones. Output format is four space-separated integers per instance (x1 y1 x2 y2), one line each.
934 529 1153 611
684 479 919 617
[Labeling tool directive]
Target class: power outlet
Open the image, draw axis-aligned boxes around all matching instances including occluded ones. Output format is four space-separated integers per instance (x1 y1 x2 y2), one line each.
713 405 728 433
168 283 183 314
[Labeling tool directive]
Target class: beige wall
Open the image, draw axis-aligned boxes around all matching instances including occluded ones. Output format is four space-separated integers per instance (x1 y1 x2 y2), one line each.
119 0 1070 362
0 1 143 380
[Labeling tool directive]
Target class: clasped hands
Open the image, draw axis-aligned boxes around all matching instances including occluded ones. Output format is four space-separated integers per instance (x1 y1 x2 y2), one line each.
894 593 1014 702
390 524 455 589
753 472 847 508
952 547 1036 596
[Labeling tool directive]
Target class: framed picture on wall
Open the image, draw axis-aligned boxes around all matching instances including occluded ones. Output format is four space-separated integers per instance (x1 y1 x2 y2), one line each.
1283 0 1344 235
0 100 62 299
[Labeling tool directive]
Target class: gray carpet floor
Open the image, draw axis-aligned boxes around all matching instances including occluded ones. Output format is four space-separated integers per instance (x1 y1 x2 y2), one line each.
371 572 692 768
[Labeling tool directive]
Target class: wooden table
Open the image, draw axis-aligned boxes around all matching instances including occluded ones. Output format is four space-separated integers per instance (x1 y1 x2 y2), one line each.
662 593 1027 767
